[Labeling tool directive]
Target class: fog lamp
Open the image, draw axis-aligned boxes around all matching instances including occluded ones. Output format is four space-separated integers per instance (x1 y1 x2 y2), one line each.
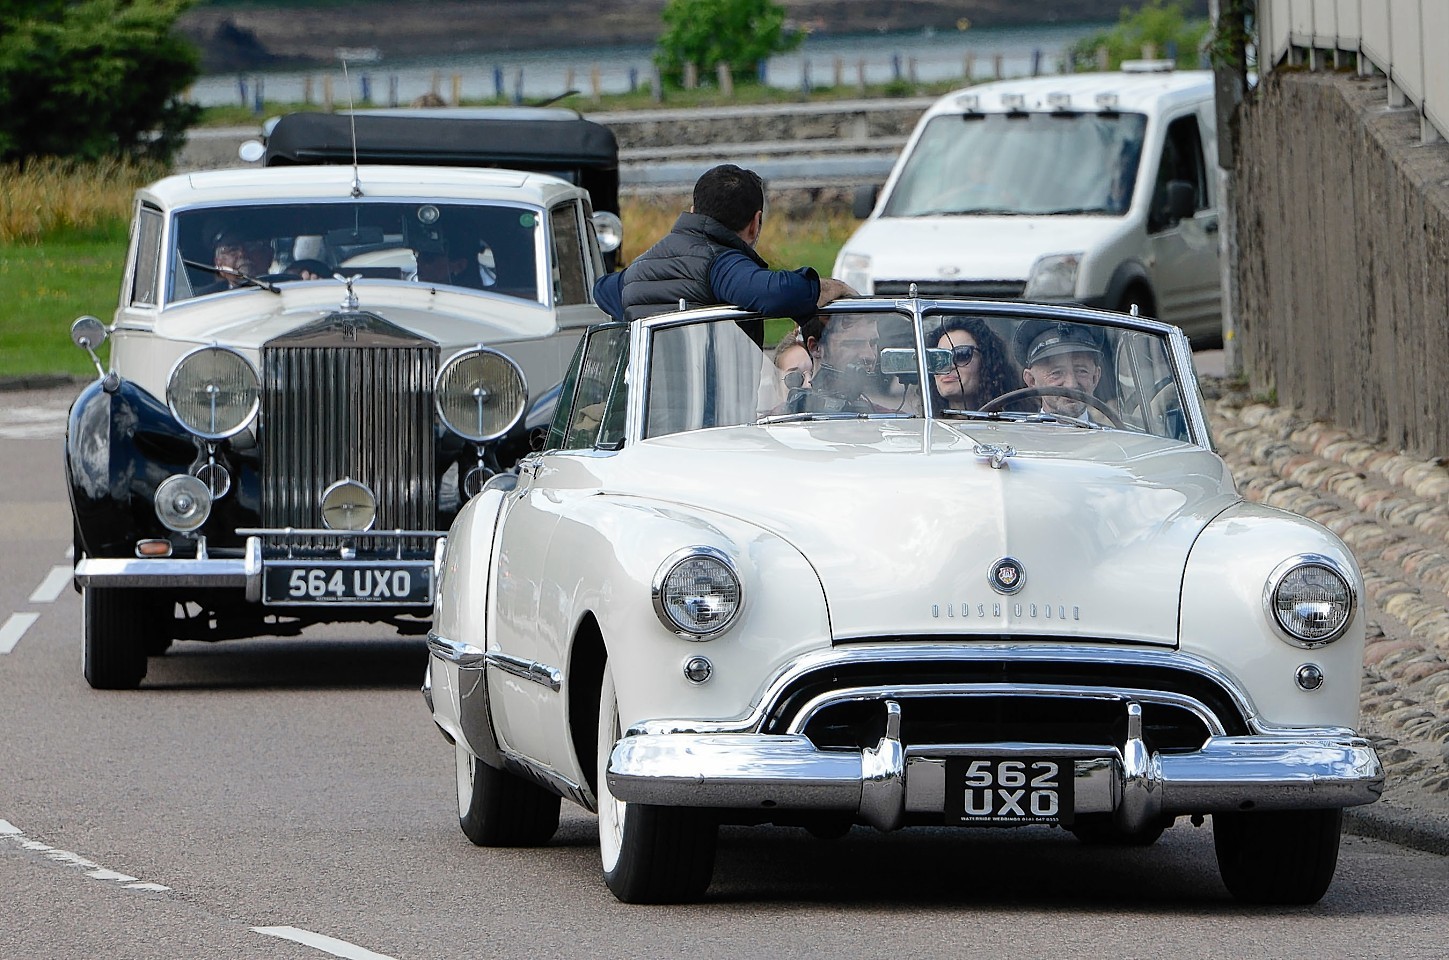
683 656 713 684
320 479 377 532
155 474 212 532
1295 663 1325 692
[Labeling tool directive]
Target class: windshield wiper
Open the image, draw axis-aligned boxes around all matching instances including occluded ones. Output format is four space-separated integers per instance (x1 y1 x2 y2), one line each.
181 258 282 294
911 207 1025 217
1017 412 1102 430
1036 206 1114 216
755 411 878 425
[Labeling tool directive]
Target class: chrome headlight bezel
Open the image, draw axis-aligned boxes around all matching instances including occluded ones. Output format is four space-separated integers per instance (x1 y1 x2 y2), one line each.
154 474 212 533
434 347 528 443
591 210 623 253
651 546 743 640
165 345 261 440
1263 554 1356 647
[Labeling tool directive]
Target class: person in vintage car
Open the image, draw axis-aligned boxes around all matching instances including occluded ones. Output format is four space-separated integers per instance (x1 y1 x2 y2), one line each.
66 159 619 690
1013 319 1110 421
927 315 1017 411
425 297 1383 906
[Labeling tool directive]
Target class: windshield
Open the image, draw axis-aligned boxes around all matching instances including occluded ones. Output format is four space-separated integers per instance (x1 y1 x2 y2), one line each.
169 201 542 303
883 112 1148 217
633 308 1190 443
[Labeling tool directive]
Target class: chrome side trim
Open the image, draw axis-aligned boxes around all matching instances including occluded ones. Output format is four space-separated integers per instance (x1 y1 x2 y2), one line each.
488 651 562 691
625 643 1261 738
784 682 1227 738
427 632 486 668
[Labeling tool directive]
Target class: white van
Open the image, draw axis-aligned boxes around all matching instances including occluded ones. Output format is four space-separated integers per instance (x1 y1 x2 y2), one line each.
834 65 1223 344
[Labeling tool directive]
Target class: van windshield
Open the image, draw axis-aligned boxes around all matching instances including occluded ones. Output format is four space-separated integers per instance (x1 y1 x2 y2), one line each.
882 112 1149 218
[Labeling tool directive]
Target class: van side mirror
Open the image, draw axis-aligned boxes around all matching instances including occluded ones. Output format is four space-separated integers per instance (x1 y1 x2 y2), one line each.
852 184 880 220
1165 180 1196 223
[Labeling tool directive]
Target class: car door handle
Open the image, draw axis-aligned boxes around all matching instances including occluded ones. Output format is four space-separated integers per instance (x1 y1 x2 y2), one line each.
1204 217 1219 234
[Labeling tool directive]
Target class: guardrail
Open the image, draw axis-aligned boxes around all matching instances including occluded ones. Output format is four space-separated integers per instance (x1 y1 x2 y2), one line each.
1260 0 1449 143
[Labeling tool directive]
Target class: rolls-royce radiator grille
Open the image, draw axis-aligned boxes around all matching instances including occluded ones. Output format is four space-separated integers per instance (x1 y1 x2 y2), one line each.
261 313 439 555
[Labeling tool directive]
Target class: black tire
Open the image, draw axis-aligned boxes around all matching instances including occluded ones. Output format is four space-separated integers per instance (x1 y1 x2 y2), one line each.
1213 808 1343 905
455 743 560 847
597 664 717 904
82 587 155 689
1068 813 1168 847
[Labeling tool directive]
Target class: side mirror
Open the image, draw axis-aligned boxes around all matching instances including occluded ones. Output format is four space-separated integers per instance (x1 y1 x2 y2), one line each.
70 315 108 350
852 184 880 220
1165 180 1196 223
238 140 266 163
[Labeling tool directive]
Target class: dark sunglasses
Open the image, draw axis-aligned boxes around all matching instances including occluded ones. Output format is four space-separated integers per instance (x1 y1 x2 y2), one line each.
950 344 978 366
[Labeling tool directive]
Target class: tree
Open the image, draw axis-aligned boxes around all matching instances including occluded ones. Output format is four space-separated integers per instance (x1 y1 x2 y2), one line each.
1068 0 1211 72
0 1 201 165
654 0 803 90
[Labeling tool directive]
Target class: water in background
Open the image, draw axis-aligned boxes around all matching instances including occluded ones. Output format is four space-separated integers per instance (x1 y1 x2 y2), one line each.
188 21 1115 109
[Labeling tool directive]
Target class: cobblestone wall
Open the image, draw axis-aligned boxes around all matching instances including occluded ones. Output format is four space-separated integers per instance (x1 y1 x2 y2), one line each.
1233 69 1449 459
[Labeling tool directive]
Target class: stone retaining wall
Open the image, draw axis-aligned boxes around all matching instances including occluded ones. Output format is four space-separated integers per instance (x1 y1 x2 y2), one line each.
1233 69 1449 460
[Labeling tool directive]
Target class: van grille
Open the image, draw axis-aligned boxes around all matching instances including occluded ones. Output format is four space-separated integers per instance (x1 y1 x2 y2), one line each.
875 280 1027 299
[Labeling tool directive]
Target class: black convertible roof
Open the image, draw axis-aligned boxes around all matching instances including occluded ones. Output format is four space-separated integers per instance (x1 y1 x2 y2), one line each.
263 108 620 212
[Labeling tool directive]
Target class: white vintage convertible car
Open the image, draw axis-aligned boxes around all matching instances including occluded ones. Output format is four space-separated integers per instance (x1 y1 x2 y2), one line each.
424 298 1383 905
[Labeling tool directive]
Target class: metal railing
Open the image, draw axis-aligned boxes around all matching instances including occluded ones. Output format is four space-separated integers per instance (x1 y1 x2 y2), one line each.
1260 0 1449 143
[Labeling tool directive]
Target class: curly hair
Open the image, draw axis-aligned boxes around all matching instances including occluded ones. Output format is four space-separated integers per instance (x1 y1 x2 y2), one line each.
926 316 1018 410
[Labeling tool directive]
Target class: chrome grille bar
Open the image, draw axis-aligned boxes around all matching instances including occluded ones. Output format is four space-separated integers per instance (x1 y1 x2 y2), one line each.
262 324 438 555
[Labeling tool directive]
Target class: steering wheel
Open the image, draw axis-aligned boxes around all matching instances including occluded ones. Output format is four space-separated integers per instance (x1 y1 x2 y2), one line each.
979 386 1125 429
1123 375 1177 411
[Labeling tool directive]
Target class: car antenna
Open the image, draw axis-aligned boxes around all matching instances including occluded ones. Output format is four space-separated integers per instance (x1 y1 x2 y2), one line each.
341 58 363 198
530 90 580 108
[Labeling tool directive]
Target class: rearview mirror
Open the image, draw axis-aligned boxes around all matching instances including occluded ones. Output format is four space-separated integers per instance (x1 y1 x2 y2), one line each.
879 347 926 376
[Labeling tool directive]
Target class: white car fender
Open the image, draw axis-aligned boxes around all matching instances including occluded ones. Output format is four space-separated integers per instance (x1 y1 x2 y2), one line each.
1179 500 1365 729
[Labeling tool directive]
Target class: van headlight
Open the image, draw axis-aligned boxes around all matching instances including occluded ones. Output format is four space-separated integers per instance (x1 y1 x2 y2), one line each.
592 211 623 253
652 547 742 639
837 252 874 294
166 346 260 440
1023 253 1082 300
1265 556 1355 646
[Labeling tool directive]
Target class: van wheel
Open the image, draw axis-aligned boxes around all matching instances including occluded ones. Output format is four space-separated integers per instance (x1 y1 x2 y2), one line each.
1213 808 1342 904
597 662 717 903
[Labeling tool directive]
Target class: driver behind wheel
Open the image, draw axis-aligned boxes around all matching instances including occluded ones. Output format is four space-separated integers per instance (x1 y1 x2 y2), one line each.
1013 320 1107 421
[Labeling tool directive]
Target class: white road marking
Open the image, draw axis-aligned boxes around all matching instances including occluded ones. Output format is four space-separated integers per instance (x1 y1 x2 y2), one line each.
28 565 72 604
0 818 170 892
252 927 400 960
0 613 39 654
0 404 70 441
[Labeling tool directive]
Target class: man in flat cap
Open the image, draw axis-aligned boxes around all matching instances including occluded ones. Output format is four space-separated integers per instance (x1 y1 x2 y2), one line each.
1014 320 1108 422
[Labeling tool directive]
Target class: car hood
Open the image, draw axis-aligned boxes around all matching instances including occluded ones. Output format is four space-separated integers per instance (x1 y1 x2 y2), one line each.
845 216 1125 283
625 420 1239 646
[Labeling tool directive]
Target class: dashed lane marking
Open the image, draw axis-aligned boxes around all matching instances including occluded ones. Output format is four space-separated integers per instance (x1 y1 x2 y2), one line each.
0 819 171 891
251 927 400 960
0 404 69 441
0 613 38 654
28 565 72 604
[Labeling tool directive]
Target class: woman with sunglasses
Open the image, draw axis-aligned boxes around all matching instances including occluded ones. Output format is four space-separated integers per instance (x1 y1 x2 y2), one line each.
928 316 1017 412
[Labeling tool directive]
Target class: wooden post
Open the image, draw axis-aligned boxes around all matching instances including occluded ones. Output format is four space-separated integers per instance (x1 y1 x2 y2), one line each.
716 62 733 98
833 56 843 89
1096 45 1109 71
322 75 333 112
964 52 975 81
683 61 697 90
590 65 602 103
907 56 917 84
856 58 867 93
451 73 462 106
992 53 1002 80
1142 43 1157 61
303 75 314 105
430 71 441 97
651 65 664 103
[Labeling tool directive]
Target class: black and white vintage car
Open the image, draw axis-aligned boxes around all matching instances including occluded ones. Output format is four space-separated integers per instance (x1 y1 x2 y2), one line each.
67 152 614 689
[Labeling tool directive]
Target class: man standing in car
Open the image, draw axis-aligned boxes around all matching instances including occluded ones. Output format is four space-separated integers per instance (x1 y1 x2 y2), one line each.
594 164 853 323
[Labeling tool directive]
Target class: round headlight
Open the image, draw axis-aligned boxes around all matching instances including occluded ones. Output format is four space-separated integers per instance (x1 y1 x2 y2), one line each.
320 478 377 532
155 474 212 532
652 547 742 639
1267 557 1354 646
166 346 260 440
591 211 623 253
435 348 527 443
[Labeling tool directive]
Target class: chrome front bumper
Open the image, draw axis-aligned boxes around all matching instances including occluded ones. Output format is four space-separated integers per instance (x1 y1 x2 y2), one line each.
606 699 1385 832
75 532 443 606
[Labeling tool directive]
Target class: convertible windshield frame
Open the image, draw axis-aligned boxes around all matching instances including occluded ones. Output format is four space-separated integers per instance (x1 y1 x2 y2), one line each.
622 300 1210 450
